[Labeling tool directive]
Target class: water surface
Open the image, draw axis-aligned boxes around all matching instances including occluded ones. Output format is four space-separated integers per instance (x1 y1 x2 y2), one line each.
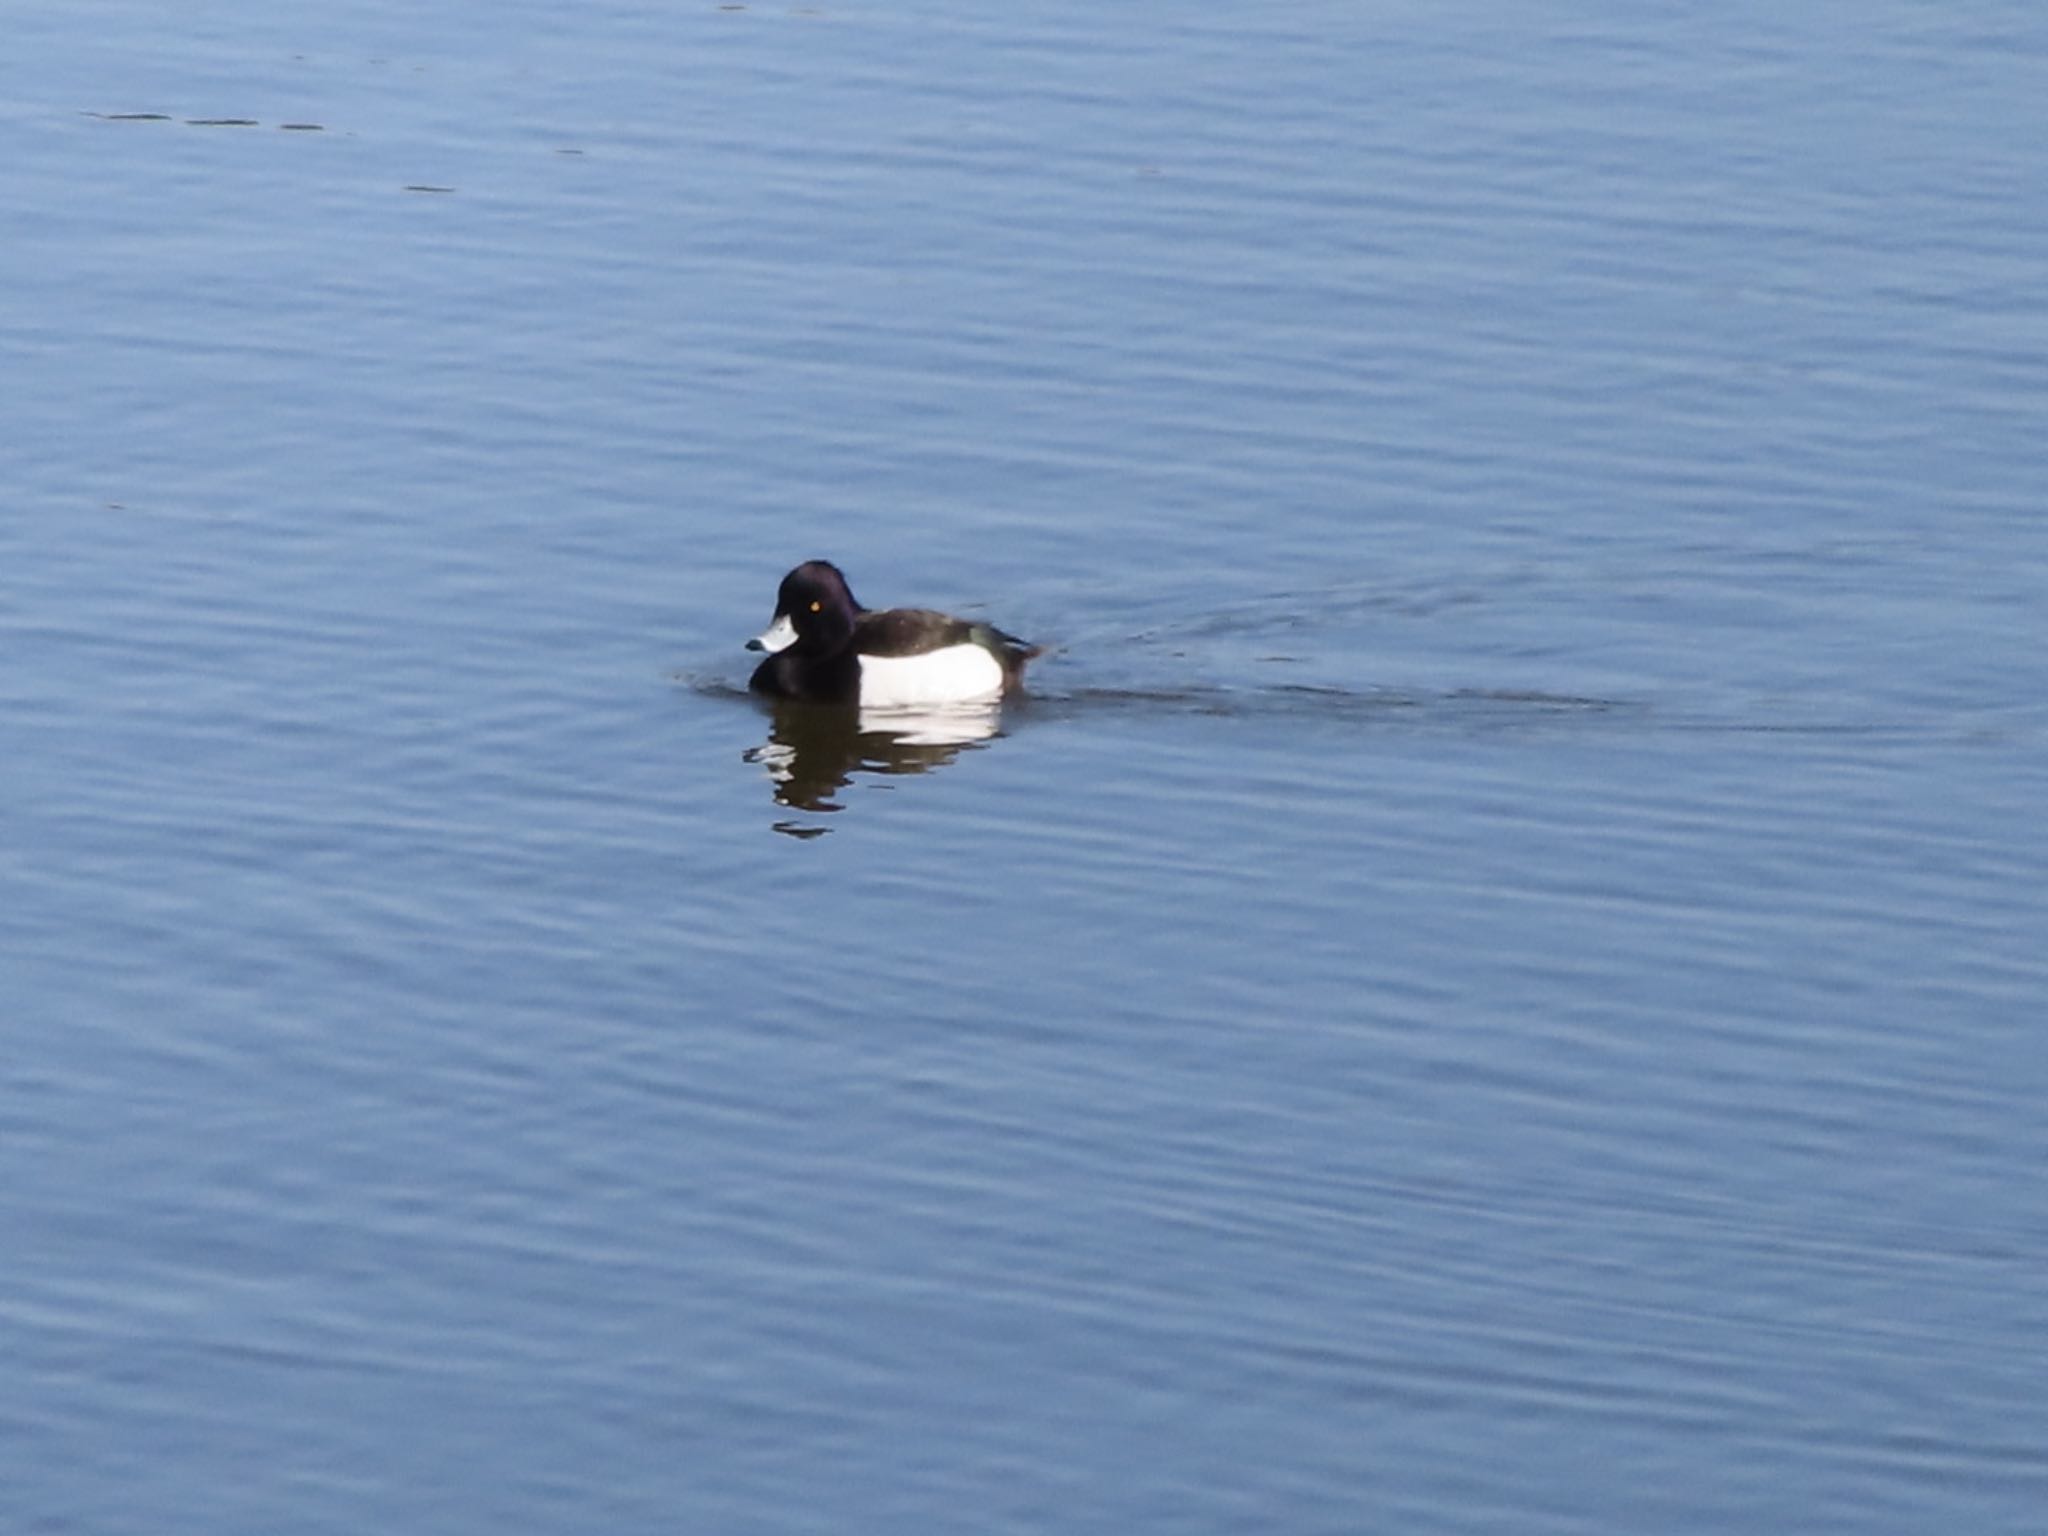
5 3 2046 1532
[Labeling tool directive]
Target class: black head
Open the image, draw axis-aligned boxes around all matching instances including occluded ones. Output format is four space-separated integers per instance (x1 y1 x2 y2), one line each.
746 560 863 658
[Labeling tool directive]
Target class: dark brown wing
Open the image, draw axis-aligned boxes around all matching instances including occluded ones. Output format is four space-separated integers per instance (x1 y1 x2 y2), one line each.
852 608 979 658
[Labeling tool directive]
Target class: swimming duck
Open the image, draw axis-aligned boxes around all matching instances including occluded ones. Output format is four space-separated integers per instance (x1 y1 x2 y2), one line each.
746 560 1041 706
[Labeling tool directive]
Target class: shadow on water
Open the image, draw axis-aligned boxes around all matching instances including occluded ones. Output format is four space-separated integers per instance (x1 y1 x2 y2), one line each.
730 693 1004 838
1013 679 1632 725
689 671 1640 837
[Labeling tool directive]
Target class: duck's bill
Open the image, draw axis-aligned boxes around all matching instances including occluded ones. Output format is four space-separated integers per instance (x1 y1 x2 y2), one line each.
747 613 798 654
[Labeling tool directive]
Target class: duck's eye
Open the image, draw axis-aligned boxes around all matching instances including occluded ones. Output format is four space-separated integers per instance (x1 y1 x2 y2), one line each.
809 600 821 613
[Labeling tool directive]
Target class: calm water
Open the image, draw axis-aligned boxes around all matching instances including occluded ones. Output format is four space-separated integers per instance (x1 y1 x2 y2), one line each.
6 2 2047 1532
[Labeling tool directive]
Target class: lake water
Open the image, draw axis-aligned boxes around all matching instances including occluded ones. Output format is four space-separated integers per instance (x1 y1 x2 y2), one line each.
5 2 2046 1531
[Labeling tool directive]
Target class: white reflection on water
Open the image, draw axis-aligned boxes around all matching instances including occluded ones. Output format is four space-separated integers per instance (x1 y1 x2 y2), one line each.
744 698 1004 833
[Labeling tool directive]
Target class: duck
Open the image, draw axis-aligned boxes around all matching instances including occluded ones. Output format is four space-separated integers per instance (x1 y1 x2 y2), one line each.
746 560 1042 706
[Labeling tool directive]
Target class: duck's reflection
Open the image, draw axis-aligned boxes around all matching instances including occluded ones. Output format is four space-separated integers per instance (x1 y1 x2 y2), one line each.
744 699 1005 833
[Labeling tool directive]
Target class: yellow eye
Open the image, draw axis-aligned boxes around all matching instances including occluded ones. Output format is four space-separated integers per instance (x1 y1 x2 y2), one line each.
809 600 821 612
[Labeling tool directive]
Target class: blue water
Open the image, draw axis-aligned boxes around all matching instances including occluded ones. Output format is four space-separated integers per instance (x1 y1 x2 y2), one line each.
5 3 2047 1532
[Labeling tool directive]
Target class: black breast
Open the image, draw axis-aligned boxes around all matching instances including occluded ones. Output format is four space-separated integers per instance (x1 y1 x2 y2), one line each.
749 647 862 703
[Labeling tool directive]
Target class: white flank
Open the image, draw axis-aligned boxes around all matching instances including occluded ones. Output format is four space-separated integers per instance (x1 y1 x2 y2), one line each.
751 613 799 654
857 644 1005 707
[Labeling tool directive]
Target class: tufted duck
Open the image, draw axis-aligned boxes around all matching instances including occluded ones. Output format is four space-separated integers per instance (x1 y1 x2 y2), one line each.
746 560 1041 706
